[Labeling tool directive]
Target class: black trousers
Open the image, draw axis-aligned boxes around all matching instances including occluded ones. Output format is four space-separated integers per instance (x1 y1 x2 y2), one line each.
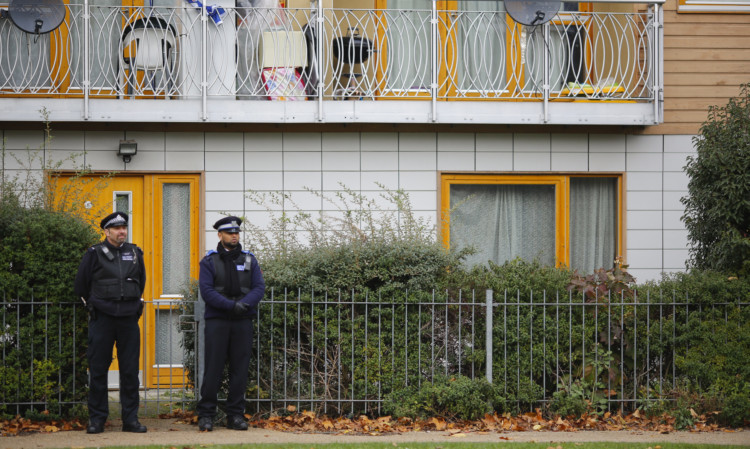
87 312 141 424
198 318 253 418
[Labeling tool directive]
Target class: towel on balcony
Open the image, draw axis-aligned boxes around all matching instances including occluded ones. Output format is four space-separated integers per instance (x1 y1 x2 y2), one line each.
185 0 226 25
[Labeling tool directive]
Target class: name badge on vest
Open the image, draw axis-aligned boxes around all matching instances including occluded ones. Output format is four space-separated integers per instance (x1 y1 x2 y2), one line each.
122 252 134 261
236 265 245 271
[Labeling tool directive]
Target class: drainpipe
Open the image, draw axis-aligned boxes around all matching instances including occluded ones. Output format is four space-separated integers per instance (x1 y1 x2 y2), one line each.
653 2 662 124
83 0 89 119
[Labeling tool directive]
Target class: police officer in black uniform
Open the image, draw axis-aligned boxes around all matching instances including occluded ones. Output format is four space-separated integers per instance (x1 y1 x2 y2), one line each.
74 212 147 434
197 216 265 431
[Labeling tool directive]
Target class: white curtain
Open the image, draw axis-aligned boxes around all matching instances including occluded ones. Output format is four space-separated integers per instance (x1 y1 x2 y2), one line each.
569 177 617 273
455 0 506 92
385 0 431 91
450 184 556 267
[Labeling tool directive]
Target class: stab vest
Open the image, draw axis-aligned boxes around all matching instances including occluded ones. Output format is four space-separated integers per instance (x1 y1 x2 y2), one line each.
90 242 143 301
209 250 254 301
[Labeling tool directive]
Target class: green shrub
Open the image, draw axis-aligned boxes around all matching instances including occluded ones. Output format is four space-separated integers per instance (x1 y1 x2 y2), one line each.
382 375 503 420
720 390 750 428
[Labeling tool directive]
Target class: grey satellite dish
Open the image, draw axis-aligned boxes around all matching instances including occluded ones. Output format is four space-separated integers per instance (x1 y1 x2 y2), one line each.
506 0 560 26
8 0 66 35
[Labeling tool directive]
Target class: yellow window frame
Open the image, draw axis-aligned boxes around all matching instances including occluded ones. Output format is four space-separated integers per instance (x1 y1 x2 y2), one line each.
440 172 623 268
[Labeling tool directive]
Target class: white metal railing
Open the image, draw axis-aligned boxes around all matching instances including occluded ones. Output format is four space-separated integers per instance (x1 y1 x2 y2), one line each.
0 3 659 101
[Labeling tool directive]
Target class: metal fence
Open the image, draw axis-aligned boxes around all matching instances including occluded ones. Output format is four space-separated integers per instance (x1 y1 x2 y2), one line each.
0 2 658 101
2 289 747 418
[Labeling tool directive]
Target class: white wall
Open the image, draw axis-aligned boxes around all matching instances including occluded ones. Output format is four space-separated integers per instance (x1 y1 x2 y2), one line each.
1 129 697 282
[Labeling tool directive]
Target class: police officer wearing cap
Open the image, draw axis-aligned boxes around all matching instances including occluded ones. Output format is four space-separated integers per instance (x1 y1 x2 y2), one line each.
74 212 147 434
197 216 265 431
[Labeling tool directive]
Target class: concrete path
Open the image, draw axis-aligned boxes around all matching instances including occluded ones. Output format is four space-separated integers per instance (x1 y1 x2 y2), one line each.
3 418 749 449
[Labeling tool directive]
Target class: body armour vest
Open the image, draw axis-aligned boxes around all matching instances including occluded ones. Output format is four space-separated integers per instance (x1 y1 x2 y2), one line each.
210 251 254 301
91 242 142 301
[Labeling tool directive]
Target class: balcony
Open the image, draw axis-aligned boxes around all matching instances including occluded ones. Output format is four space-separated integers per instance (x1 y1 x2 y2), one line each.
0 1 663 125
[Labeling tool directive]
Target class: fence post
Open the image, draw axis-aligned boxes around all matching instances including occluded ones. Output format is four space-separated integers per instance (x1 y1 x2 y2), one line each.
486 289 493 383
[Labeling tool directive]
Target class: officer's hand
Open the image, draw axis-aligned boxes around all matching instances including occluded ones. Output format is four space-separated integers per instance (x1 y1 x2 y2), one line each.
232 302 250 316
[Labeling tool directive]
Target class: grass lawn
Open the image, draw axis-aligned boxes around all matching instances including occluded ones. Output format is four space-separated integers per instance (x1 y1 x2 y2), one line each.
94 443 750 449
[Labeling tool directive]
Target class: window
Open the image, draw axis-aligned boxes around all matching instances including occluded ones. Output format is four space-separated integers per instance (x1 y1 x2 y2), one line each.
678 0 750 12
441 174 622 273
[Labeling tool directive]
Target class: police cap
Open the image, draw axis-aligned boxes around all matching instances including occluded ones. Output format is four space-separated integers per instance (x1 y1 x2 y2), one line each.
101 211 129 229
214 216 242 233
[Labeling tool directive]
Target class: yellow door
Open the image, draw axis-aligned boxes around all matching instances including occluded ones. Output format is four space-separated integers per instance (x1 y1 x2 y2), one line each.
51 173 201 388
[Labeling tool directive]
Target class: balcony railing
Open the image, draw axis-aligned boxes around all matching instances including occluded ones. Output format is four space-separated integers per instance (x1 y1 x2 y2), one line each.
0 1 663 124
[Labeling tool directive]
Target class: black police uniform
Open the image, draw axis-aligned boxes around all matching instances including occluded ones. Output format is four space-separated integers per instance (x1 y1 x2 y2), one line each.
197 216 265 431
74 212 146 433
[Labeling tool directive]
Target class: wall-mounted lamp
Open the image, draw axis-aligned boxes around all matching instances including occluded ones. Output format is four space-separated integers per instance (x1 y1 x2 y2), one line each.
118 140 137 163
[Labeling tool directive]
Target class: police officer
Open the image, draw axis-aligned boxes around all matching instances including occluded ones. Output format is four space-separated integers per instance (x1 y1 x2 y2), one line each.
197 216 265 432
74 212 147 434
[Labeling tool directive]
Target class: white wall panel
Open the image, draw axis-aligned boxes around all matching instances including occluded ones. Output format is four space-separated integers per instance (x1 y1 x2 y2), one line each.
4 130 45 150
627 249 663 268
206 151 244 171
287 190 323 210
404 190 437 210
126 151 165 171
627 210 661 229
664 135 695 153
361 132 397 151
437 152 474 171
663 191 685 210
206 132 243 152
663 172 689 191
85 150 125 171
400 132 436 151
476 133 513 152
626 172 662 191
283 132 321 151
362 171 398 190
284 151 321 170
205 191 244 211
3 150 44 169
514 133 551 153
322 151 359 170
244 133 282 152
46 150 84 170
399 171 437 190
514 151 550 171
322 172 360 190
664 230 689 249
361 151 398 170
284 171 322 191
245 171 283 191
628 191 662 210
48 130 85 150
166 132 204 152
663 153 691 171
627 230 662 249
551 153 586 171
476 151 513 170
246 151 283 171
166 151 204 170
206 171 244 191
626 152 662 172
663 249 689 269
322 133 359 151
125 131 165 152
400 151 436 170
626 134 662 152
85 131 123 151
590 134 625 153
589 152 625 171
628 269 664 282
663 211 685 230
437 133 473 152
551 133 587 152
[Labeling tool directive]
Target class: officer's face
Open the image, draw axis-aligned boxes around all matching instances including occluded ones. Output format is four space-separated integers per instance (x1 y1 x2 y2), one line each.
219 230 240 249
105 225 128 246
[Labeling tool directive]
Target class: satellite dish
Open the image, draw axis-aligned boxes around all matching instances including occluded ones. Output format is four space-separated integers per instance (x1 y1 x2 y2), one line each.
7 0 66 35
505 0 560 26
